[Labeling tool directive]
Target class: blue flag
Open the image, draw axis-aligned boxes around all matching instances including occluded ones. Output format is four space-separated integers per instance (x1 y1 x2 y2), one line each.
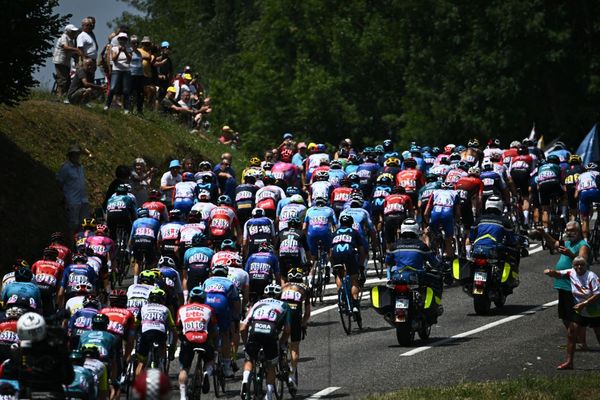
576 124 600 164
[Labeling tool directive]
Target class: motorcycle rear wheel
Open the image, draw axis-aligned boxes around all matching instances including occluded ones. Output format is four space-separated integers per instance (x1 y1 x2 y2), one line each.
493 293 506 309
418 324 431 340
474 295 491 315
395 323 414 346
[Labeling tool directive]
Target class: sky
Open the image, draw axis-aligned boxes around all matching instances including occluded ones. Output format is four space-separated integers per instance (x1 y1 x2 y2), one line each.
34 0 140 88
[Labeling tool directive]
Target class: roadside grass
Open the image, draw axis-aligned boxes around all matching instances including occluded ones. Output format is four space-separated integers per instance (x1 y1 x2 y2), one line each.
363 373 600 400
0 93 247 271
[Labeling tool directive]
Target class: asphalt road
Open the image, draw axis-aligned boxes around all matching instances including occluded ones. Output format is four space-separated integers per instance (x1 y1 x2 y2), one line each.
164 242 600 399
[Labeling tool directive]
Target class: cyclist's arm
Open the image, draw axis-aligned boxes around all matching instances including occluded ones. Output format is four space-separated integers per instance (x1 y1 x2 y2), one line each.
302 294 311 327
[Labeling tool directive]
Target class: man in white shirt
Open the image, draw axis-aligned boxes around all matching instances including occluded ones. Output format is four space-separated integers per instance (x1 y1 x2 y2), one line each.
56 145 90 239
77 17 98 61
52 24 80 97
160 160 183 208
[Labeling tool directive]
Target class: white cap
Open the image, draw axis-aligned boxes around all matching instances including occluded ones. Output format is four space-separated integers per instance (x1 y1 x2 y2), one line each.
65 24 79 32
117 32 128 39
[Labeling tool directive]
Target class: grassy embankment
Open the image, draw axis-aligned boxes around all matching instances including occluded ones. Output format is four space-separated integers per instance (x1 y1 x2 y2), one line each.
0 96 247 271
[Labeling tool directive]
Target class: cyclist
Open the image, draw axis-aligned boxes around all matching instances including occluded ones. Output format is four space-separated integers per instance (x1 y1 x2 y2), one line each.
1 259 30 292
240 284 291 400
272 148 301 188
356 148 380 199
179 210 208 255
331 215 366 318
330 177 354 217
383 186 414 249
454 166 484 253
208 195 241 248
176 287 219 399
194 161 218 191
65 283 95 318
106 184 137 241
85 224 114 286
142 189 169 223
158 209 186 264
576 162 600 239
31 247 64 316
1 267 43 314
428 156 452 181
371 174 394 230
0 304 27 361
66 350 97 400
480 158 508 206
67 294 100 348
235 174 259 226
417 173 442 223
396 157 425 206
173 172 198 215
74 218 97 253
243 208 277 258
564 154 584 221
126 269 156 319
255 175 286 220
49 231 72 267
191 189 217 221
340 195 377 270
245 243 281 304
536 154 564 232
182 233 214 296
129 208 161 282
425 181 461 260
277 194 307 231
100 289 136 364
157 256 185 311
509 145 534 228
305 144 330 183
381 157 402 177
242 157 264 183
502 140 521 169
135 288 177 376
80 344 109 400
212 239 244 270
484 138 503 160
304 196 337 284
328 159 347 187
463 139 483 166
277 216 311 279
59 254 99 307
202 263 241 378
310 170 334 205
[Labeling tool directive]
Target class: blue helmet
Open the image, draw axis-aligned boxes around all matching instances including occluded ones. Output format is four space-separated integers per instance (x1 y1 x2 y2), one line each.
137 208 149 218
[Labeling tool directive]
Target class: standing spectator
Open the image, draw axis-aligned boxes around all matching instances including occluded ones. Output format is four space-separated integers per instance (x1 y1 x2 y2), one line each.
182 158 195 173
77 17 98 61
139 36 155 106
214 158 237 199
160 160 182 209
544 256 600 369
56 145 90 238
85 16 99 50
131 158 158 204
292 142 307 170
278 132 296 152
52 24 81 98
129 35 145 114
104 32 132 113
155 41 173 101
66 59 103 105
538 222 590 349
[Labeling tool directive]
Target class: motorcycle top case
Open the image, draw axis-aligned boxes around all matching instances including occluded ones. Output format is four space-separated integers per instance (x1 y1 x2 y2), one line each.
371 285 394 314
452 258 471 283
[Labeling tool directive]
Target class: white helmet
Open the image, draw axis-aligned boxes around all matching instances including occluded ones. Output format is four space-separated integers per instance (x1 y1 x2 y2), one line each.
17 312 47 343
290 194 304 204
400 218 421 237
485 195 503 212
481 158 493 171
509 140 521 148
251 207 265 218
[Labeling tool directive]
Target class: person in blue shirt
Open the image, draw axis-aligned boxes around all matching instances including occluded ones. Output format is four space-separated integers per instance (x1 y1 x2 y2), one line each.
129 207 161 282
214 158 237 199
339 195 376 262
245 243 281 304
1 268 43 314
370 174 393 228
328 160 347 187
356 148 380 200
547 141 571 171
304 197 337 284
292 143 308 170
183 233 214 294
202 264 241 378
106 183 138 241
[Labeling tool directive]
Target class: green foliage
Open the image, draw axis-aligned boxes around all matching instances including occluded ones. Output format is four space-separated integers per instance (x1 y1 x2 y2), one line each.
1 0 67 106
116 1 600 151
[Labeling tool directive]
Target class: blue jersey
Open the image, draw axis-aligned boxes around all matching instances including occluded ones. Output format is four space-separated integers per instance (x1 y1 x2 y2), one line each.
331 227 361 257
78 330 119 360
276 198 293 216
245 251 280 281
385 238 440 279
339 207 374 236
130 217 160 240
202 276 239 312
68 307 99 337
356 162 379 195
328 169 347 187
412 156 426 171
1 282 43 312
305 206 337 235
345 164 359 175
61 263 98 292
66 365 96 400
422 151 436 172
371 185 392 212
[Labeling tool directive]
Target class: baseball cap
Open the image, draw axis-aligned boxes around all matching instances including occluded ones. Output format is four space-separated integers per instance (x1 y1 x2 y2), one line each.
283 132 293 140
297 142 307 149
67 144 81 154
141 36 151 43
184 65 192 71
166 86 176 94
169 160 181 169
161 41 170 48
222 125 233 132
65 24 79 32
183 73 192 80
117 32 128 39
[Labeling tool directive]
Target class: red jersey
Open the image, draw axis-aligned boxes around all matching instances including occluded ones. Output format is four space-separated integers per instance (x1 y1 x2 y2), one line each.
100 307 135 338
0 320 18 345
331 187 353 205
383 194 413 216
209 206 238 237
142 201 168 222
31 259 64 289
396 169 425 193
454 176 483 201
49 243 71 267
445 168 467 184
509 154 533 173
176 303 217 344
502 148 519 167
211 250 242 269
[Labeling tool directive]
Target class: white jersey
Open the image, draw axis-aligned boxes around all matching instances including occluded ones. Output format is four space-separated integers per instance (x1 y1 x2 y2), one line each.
256 185 286 203
577 171 600 191
87 256 103 276
227 267 250 290
174 181 197 200
483 147 504 160
191 202 217 221
66 295 85 317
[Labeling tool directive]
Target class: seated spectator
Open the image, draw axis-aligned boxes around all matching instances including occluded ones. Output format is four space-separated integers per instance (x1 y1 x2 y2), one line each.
160 86 193 116
219 125 239 147
178 90 203 128
67 59 103 105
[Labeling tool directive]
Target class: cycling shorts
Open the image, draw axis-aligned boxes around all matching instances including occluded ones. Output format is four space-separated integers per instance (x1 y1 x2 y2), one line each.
244 332 278 364
578 188 600 216
537 181 562 207
236 208 252 226
566 186 577 209
529 182 540 208
208 301 233 332
106 212 132 240
306 231 332 255
138 329 166 359
179 339 214 369
186 267 210 289
510 170 530 197
429 209 454 238
290 309 303 342
331 253 359 276
384 214 406 244
173 198 194 215
459 201 474 229
132 237 157 264
249 279 270 304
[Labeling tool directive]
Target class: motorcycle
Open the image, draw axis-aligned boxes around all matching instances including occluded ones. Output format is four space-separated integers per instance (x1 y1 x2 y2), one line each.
371 266 443 346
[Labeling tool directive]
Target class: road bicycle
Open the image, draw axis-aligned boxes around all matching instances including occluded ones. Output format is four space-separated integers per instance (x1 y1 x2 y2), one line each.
310 241 328 306
111 225 130 288
334 263 362 335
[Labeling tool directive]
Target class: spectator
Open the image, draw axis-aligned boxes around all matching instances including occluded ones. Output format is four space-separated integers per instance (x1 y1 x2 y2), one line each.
104 32 132 113
538 222 591 349
177 90 203 130
278 132 296 152
160 160 182 208
98 32 115 83
66 58 103 105
139 36 155 106
77 17 98 61
544 256 600 369
131 158 157 204
129 35 145 115
182 158 195 173
261 150 274 169
160 86 195 118
155 41 173 100
85 16 99 50
219 125 238 146
103 165 132 210
52 24 81 98
56 144 90 238
214 158 237 199
292 142 307 170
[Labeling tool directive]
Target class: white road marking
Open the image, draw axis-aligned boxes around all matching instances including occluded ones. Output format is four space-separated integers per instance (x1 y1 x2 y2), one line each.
311 294 372 316
400 299 559 356
307 386 341 399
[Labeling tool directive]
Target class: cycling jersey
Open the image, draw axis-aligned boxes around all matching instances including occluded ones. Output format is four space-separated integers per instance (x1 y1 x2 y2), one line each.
68 306 98 338
78 329 119 360
339 207 374 238
428 164 452 180
305 153 330 181
565 165 584 209
243 217 276 252
502 148 519 169
209 205 238 238
331 226 362 274
444 168 467 184
310 181 333 203
1 282 42 312
428 189 459 237
245 252 280 282
480 170 505 198
356 162 379 197
31 259 63 290
305 205 337 254
418 182 441 206
74 230 95 253
138 302 175 334
177 303 217 344
509 154 533 174
371 185 392 215
235 183 258 214
184 246 214 289
83 357 108 395
277 228 309 261
202 276 239 331
328 169 347 187
49 243 72 267
212 250 243 269
100 307 135 338
66 295 85 316
330 187 353 214
66 365 96 400
454 176 483 201
227 267 250 293
158 220 185 255
190 202 216 221
142 200 168 223
577 170 600 216
173 181 198 214
0 320 18 346
396 168 425 195
577 170 600 191
85 235 115 262
106 194 137 218
383 193 413 217
277 203 307 231
256 185 286 215
179 222 208 250
130 217 160 241
244 298 291 339
483 147 503 160
272 161 301 187
126 283 153 318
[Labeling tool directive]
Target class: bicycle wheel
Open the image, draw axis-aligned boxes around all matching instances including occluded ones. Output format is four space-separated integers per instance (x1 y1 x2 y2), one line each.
338 289 352 335
371 244 382 279
124 357 136 400
317 263 324 303
274 360 285 400
213 356 226 397
190 358 203 400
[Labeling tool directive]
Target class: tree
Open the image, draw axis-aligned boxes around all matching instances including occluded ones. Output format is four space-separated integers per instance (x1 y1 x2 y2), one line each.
1 0 67 106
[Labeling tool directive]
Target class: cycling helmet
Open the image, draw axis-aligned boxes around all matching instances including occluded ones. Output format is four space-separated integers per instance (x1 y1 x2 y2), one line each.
211 264 229 277
377 174 393 186
137 208 150 218
287 268 304 283
258 242 274 253
287 216 302 228
217 195 232 206
317 144 327 152
286 186 300 196
133 368 170 400
585 162 598 171
400 218 421 237
252 207 265 218
197 190 211 202
148 189 161 200
509 140 521 148
553 141 566 150
468 166 481 176
517 145 529 155
481 159 493 171
314 197 327 206
5 306 27 320
95 224 108 236
449 152 461 162
546 155 560 164
522 138 533 146
91 313 109 330
280 149 293 162
148 288 166 304
17 312 47 342
314 170 330 181
191 233 207 248
42 247 59 259
569 154 582 164
374 145 384 154
109 289 128 307
221 239 237 251
385 157 400 167
182 172 195 182
347 173 360 183
187 209 201 222
243 174 257 184
456 160 469 171
261 174 275 186
403 158 417 168
330 159 342 169
169 209 183 220
50 231 65 243
116 184 129 194
444 144 456 154
70 350 84 366
339 214 354 227
73 253 88 264
425 173 437 182
392 185 406 194
81 343 101 360
14 267 33 282
289 194 304 205
74 282 94 295
263 283 282 298
383 139 393 150
441 181 454 189
139 270 157 285
363 146 374 155
431 147 441 155
159 256 176 269
200 174 213 184
188 287 207 303
81 218 97 230
262 163 274 172
485 195 504 212
82 294 101 309
438 155 450 165
422 146 431 153
468 138 480 148
198 161 212 170
455 145 466 153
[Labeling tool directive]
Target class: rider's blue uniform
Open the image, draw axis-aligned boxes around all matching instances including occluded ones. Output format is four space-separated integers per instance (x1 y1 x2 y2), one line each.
201 276 239 331
1 282 43 312
304 205 337 254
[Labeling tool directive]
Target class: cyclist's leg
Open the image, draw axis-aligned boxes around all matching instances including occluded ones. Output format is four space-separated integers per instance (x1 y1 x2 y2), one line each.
288 310 302 384
178 338 195 396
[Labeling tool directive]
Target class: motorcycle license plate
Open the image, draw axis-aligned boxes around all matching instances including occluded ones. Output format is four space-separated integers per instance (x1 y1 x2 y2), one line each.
395 298 409 309
474 272 487 282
